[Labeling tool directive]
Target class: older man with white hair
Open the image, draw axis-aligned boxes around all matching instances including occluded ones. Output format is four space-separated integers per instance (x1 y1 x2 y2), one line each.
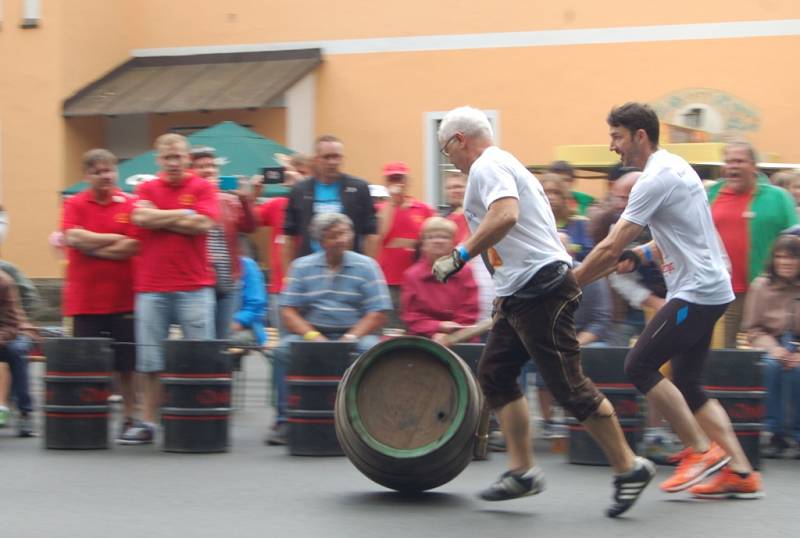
433 106 654 517
266 212 392 445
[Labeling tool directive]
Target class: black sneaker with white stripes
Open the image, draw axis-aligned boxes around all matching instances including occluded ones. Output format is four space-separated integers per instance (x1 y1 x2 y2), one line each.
607 457 656 518
478 466 545 501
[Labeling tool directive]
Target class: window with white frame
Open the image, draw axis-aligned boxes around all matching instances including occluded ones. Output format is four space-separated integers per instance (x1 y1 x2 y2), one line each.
424 110 499 211
20 0 40 28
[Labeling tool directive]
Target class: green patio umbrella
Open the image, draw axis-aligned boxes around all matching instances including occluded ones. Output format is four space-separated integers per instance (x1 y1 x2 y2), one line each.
63 121 292 197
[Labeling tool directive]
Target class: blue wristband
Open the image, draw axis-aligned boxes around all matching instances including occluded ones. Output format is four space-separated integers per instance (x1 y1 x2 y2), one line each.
641 244 654 264
457 245 471 262
183 209 196 216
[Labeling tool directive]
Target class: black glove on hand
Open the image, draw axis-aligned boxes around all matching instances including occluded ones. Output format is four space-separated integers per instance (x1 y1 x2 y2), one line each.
617 249 642 272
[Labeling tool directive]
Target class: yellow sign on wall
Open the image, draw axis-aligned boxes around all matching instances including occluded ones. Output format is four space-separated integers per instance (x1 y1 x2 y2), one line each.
651 88 760 142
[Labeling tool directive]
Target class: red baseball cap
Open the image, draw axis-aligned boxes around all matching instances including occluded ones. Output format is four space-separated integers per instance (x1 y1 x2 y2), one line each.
382 161 410 177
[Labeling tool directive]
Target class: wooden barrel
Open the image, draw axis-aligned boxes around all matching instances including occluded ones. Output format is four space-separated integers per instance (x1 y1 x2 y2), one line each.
287 341 355 456
43 338 113 450
704 349 764 470
450 343 490 460
566 347 644 465
161 340 232 453
335 336 482 492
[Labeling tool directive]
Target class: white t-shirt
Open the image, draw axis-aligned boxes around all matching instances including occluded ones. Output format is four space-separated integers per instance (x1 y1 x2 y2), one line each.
621 149 734 305
463 146 571 297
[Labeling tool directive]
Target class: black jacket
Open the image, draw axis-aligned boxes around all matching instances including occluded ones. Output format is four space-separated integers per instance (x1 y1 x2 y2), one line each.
283 174 377 256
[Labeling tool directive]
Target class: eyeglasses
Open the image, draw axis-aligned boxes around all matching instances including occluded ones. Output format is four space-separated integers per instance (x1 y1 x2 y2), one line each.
440 134 460 158
423 233 453 241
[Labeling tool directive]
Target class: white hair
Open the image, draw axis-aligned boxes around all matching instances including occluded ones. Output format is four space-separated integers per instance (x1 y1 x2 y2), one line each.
437 106 494 145
310 212 353 241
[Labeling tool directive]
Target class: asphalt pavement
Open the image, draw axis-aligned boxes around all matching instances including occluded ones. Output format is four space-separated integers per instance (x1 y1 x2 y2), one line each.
2 355 798 538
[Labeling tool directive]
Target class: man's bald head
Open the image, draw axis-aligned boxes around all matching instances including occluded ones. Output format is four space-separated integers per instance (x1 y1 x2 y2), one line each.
611 170 641 212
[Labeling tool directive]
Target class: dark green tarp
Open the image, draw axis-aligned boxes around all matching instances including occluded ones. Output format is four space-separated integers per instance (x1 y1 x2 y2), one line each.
63 121 293 197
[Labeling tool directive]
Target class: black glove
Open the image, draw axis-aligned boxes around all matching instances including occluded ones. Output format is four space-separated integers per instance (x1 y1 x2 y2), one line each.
618 249 641 272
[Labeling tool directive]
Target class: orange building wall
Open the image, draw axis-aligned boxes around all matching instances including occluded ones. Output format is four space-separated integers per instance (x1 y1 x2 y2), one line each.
60 0 133 96
123 0 800 45
63 117 108 185
1 1 66 276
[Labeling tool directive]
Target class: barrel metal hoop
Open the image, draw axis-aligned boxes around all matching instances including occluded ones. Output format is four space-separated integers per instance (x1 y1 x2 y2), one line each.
706 390 766 397
287 417 335 424
44 405 110 412
705 385 766 392
593 386 635 394
286 375 341 383
731 423 763 435
159 373 231 379
160 377 232 385
45 412 109 419
44 376 112 383
45 371 111 376
161 407 230 416
161 414 228 421
344 336 469 459
287 380 340 387
287 409 335 418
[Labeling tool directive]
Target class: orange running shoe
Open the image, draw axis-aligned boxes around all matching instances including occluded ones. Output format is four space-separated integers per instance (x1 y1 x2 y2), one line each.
689 467 764 499
666 447 693 465
659 442 731 493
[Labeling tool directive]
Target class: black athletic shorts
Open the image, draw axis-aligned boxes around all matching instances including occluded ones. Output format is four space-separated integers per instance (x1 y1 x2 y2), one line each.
623 298 729 411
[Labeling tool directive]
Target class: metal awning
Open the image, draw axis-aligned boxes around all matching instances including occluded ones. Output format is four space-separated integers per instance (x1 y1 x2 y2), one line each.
63 49 321 117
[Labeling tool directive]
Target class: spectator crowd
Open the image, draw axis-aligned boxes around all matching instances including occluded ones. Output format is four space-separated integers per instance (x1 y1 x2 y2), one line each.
0 132 798 458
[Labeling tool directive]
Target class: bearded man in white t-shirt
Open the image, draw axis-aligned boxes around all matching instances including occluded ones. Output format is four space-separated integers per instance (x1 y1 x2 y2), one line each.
432 106 655 518
575 102 762 500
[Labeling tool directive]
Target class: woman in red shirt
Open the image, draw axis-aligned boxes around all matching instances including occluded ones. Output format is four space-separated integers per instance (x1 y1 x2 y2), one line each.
400 217 478 345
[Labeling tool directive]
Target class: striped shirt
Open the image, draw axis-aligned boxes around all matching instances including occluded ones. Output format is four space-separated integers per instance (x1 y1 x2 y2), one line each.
280 250 392 329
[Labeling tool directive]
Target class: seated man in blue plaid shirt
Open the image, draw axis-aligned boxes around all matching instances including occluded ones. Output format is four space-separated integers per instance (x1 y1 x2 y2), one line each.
266 212 392 445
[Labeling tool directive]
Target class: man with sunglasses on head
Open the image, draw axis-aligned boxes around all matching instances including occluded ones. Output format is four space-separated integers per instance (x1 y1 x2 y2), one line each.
434 106 654 518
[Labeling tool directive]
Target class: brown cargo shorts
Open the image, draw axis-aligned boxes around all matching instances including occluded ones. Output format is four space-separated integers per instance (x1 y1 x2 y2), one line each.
477 270 604 421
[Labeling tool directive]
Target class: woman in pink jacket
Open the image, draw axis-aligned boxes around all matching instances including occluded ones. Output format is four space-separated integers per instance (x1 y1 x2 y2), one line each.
401 217 479 345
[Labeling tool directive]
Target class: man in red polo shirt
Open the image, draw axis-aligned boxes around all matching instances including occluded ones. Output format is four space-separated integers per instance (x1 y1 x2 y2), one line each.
62 149 139 440
376 161 434 328
121 134 219 445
